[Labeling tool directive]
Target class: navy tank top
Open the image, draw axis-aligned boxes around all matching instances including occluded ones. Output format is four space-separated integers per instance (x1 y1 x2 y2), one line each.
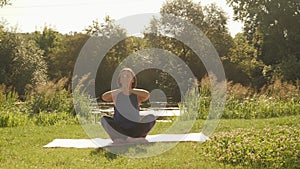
114 92 140 129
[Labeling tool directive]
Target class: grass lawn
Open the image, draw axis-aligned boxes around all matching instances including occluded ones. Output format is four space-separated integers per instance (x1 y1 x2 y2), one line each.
0 115 299 169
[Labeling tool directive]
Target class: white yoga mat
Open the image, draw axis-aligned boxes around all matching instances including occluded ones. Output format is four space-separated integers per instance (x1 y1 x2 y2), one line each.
43 133 209 148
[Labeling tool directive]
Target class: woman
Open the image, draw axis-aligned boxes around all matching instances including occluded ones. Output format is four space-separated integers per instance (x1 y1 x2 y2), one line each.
101 68 156 143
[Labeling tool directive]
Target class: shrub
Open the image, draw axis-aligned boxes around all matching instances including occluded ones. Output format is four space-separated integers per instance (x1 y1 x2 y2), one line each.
222 95 300 119
26 78 74 115
0 113 31 127
33 111 79 126
0 112 79 127
203 125 300 168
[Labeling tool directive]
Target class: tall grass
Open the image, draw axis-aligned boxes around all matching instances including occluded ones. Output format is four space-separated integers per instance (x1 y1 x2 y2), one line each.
0 84 20 112
195 77 300 119
0 84 31 127
26 78 74 115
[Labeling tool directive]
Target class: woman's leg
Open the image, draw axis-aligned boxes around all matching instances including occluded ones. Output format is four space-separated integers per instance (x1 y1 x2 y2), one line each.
100 116 128 141
127 114 156 138
139 114 156 137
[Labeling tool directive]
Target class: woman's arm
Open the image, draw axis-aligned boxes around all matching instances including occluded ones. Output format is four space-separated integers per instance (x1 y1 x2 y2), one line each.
130 88 150 103
102 89 120 102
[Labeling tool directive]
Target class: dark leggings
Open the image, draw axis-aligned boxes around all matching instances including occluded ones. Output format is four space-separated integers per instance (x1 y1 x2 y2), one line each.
101 115 156 141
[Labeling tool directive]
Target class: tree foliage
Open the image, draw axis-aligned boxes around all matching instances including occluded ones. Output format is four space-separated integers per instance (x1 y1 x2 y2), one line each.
84 17 130 96
48 32 89 80
227 0 300 81
225 33 266 88
143 0 234 97
0 31 47 96
0 0 10 7
32 27 64 80
160 0 233 58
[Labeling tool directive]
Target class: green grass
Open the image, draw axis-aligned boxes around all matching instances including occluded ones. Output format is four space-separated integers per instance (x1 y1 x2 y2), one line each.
1 115 299 169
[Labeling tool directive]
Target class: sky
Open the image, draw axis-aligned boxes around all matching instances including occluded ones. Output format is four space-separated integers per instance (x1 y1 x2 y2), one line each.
0 0 243 36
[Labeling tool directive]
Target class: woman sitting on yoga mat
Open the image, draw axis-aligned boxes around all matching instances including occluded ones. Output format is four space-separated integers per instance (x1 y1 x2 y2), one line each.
101 68 156 143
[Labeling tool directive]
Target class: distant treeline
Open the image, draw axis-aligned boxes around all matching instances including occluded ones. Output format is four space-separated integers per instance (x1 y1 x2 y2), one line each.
0 0 299 102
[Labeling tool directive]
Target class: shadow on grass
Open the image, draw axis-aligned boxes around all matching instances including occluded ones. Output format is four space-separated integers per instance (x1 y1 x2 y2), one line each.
90 148 118 160
90 143 156 159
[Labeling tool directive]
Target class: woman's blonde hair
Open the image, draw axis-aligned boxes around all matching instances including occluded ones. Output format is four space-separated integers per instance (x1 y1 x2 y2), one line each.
118 68 137 88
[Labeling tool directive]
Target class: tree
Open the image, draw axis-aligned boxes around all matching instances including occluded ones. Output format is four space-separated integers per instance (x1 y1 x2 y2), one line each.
159 0 234 58
225 33 266 88
0 0 10 7
202 3 233 58
144 0 233 97
83 16 130 97
85 16 127 39
0 30 47 96
160 0 205 28
0 26 15 85
10 37 47 95
50 33 89 80
227 0 300 81
32 26 64 80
